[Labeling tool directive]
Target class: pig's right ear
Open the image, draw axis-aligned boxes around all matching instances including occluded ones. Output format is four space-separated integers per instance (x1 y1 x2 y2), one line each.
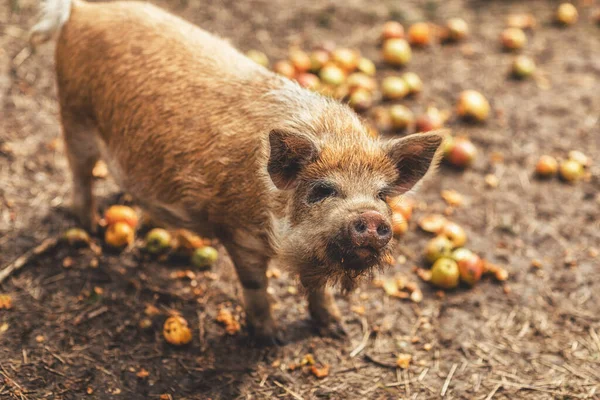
267 129 319 190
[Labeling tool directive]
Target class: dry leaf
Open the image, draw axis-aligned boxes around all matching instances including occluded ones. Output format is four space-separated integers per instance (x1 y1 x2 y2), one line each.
441 190 464 207
485 174 499 188
62 257 74 268
418 214 447 233
351 305 366 315
145 304 161 316
410 290 423 303
136 368 150 378
216 308 241 335
415 268 432 282
0 294 13 310
310 364 330 379
396 353 412 369
301 354 315 366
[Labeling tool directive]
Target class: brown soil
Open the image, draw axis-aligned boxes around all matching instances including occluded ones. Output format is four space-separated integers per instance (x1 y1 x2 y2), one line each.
1 0 599 399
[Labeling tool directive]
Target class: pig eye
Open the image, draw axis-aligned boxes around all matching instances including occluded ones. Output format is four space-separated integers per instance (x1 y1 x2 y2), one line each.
307 183 338 204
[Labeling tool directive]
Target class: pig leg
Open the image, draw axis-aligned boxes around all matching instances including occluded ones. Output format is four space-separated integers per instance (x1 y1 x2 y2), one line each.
224 241 281 344
60 111 100 232
308 288 347 338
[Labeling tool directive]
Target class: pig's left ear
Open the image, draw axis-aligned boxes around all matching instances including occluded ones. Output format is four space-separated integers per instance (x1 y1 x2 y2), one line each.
267 129 319 190
384 130 446 194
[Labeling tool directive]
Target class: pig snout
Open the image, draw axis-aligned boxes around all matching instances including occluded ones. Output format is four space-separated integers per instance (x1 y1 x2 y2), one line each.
349 211 392 254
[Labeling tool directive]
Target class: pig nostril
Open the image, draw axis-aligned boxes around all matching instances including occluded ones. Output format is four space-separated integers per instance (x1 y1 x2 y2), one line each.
377 224 390 236
354 221 367 233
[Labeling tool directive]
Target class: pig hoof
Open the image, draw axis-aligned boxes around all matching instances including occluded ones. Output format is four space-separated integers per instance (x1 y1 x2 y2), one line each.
315 319 348 339
248 323 285 346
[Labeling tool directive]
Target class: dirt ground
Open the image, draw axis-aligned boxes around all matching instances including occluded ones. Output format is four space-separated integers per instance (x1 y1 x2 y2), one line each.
1 0 600 399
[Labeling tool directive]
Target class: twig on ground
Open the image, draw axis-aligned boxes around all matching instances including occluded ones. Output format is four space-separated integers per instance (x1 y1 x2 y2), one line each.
484 383 501 400
73 305 109 326
0 237 59 284
441 363 457 397
350 317 370 358
197 311 207 353
273 380 303 400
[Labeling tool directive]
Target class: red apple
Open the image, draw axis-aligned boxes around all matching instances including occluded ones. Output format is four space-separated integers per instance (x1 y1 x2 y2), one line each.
457 252 484 286
273 60 296 79
446 137 477 168
501 27 527 50
535 155 558 178
408 22 431 46
381 21 405 41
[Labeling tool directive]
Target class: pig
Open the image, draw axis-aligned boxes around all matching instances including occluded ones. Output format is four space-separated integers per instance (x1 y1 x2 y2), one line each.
31 0 444 343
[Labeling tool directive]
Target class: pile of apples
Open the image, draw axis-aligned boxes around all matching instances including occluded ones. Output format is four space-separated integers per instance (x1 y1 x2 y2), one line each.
417 215 508 290
535 151 590 183
63 205 219 269
245 18 489 162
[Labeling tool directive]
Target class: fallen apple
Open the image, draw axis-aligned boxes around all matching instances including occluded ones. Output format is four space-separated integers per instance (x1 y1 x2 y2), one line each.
382 76 409 100
430 257 460 289
309 50 330 72
408 22 431 46
389 105 415 130
382 39 412 66
296 73 321 90
568 150 589 168
289 49 311 73
446 18 469 41
332 48 360 72
346 73 377 92
556 3 578 26
246 49 269 68
416 107 445 132
446 137 477 168
357 57 376 76
392 212 409 236
381 21 405 41
145 228 172 254
273 60 296 79
559 159 584 182
105 221 134 248
424 236 454 264
191 246 219 269
319 64 346 86
348 88 374 112
402 72 423 94
535 155 558 178
104 205 138 228
163 315 192 345
62 228 90 247
501 27 527 50
440 221 467 247
457 252 484 286
512 55 536 78
456 90 490 121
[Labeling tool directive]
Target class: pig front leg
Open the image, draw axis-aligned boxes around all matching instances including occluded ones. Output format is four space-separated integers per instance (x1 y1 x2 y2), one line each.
308 288 347 338
223 240 281 345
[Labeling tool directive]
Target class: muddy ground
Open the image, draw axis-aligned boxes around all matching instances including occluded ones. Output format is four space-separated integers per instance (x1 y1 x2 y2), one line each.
1 0 600 399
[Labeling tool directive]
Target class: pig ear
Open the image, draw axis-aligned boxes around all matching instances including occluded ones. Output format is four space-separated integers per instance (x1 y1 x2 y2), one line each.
385 130 446 194
267 129 319 190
